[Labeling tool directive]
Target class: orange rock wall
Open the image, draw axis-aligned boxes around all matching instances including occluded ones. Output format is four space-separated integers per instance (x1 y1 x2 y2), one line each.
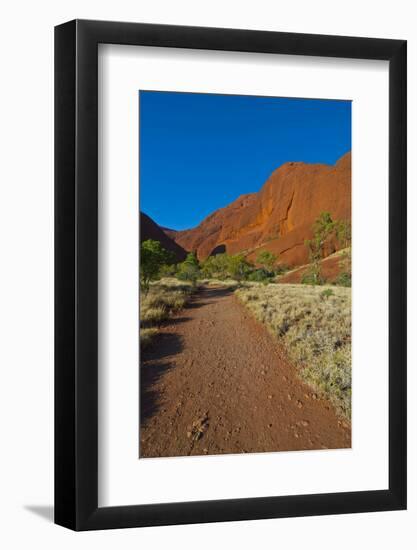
172 152 351 267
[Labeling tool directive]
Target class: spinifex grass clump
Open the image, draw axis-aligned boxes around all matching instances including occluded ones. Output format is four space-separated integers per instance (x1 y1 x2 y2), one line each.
235 283 351 419
140 278 194 347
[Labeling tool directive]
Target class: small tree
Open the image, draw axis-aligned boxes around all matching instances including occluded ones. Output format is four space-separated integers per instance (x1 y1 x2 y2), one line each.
247 268 272 284
227 254 252 281
256 250 278 273
303 213 352 286
177 252 200 286
201 253 230 280
159 263 177 278
140 239 171 293
303 212 336 285
335 220 352 249
184 251 199 267
301 262 325 286
313 211 335 237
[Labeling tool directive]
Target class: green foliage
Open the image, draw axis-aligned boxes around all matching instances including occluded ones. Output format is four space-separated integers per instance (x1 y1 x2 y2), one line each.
227 254 252 281
336 220 352 249
313 211 335 238
140 239 173 293
301 268 325 286
275 263 289 275
201 253 254 281
256 250 278 272
320 288 334 300
334 271 351 287
177 263 200 284
306 213 351 260
183 251 199 267
201 254 230 280
301 259 326 286
247 268 273 284
177 252 200 285
159 263 177 278
188 249 284 283
304 213 351 286
306 212 335 263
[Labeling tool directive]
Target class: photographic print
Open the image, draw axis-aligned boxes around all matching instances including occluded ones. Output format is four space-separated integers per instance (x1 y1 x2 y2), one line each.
139 91 352 458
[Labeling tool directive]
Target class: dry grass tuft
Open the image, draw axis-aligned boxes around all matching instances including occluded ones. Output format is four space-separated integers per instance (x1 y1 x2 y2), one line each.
235 283 351 419
140 278 194 347
140 328 158 349
199 278 240 290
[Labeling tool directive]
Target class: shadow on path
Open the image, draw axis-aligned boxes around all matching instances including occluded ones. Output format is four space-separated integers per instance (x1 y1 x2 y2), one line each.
140 332 183 424
140 285 233 426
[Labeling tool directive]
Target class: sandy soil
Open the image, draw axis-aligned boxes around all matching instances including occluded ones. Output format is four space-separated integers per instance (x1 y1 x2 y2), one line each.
140 285 351 458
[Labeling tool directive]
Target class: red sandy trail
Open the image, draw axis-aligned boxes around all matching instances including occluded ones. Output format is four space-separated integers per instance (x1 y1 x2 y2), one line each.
140 285 350 458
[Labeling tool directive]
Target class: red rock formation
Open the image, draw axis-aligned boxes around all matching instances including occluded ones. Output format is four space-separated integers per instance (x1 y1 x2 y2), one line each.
171 152 351 267
140 212 187 262
278 253 348 284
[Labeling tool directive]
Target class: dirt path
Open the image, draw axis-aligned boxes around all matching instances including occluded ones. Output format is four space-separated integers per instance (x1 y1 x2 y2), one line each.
140 285 351 458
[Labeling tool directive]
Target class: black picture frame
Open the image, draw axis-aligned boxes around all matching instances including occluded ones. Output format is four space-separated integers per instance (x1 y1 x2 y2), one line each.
55 19 407 531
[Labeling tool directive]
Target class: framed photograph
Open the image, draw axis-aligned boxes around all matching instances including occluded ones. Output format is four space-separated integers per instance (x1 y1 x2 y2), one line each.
55 20 406 530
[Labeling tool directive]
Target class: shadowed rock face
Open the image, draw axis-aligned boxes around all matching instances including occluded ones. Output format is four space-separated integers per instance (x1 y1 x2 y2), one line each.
209 244 226 256
171 152 351 267
140 212 187 262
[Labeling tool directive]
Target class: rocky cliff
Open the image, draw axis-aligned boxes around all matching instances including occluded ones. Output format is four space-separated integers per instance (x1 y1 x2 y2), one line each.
140 212 187 262
171 152 351 267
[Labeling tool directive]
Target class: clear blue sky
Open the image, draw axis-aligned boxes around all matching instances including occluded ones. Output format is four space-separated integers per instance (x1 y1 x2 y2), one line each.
139 91 351 230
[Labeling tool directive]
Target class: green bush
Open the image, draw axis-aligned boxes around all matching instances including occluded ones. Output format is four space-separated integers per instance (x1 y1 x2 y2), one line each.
159 263 177 277
336 220 352 249
335 271 351 287
247 268 273 283
256 250 278 272
228 254 252 281
140 239 174 293
275 263 290 275
201 253 230 280
320 288 334 300
301 264 325 286
177 252 200 285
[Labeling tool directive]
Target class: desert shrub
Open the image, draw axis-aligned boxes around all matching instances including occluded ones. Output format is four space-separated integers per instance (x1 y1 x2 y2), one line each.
145 289 187 311
275 263 290 275
177 252 200 285
304 212 335 285
201 252 257 281
177 264 200 283
140 305 167 326
256 250 278 272
304 213 351 286
335 271 351 287
301 264 326 286
235 283 351 419
201 254 230 280
227 254 253 281
336 220 352 249
247 268 273 283
200 278 240 290
140 278 194 332
140 239 174 293
159 263 177 277
334 247 352 287
320 288 334 300
140 328 158 349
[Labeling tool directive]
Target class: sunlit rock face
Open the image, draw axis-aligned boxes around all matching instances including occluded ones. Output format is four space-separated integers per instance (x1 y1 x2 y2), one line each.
170 152 351 267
